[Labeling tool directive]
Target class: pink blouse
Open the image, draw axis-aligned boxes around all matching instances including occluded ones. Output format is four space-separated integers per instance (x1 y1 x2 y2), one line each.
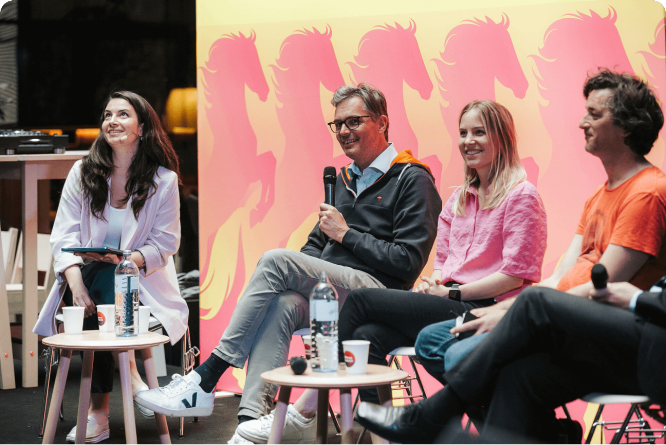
434 181 547 301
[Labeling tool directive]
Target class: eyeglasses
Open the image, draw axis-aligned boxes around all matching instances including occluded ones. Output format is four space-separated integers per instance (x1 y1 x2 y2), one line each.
327 116 371 133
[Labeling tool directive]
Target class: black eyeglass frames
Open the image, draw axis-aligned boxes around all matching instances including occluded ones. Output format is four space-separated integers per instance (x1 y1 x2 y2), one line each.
327 115 371 133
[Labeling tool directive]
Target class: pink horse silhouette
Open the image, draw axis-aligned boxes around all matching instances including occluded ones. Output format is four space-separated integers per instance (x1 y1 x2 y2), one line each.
531 8 633 271
434 15 528 201
638 18 666 170
199 31 273 277
247 26 345 246
347 20 441 187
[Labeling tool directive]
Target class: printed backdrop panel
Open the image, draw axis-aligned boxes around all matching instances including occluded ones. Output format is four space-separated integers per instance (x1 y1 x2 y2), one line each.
197 0 665 441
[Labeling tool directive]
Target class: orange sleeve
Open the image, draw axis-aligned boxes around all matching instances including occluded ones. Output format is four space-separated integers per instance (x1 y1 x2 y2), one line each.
609 192 666 257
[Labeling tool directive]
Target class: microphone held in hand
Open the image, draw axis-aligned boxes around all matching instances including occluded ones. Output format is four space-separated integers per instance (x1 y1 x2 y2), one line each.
289 356 307 375
591 263 608 294
323 166 336 206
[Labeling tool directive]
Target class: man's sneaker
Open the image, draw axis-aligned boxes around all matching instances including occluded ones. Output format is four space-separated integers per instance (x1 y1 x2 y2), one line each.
134 373 214 417
236 405 316 444
227 433 254 444
65 416 110 443
133 383 155 418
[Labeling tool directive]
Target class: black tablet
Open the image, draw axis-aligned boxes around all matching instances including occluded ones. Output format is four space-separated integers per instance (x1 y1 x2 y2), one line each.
61 247 125 256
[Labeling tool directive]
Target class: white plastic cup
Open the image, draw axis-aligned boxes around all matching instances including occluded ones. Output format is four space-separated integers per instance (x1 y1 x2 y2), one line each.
62 306 85 335
301 334 312 360
97 304 115 332
138 306 151 334
342 340 370 375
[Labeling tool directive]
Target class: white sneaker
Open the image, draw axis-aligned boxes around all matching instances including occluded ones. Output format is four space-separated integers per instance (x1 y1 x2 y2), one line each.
65 416 110 443
134 373 214 417
227 433 254 444
236 405 316 444
132 383 155 418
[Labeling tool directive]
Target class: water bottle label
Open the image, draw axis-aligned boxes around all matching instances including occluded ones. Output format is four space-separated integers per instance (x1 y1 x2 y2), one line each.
313 300 337 322
130 276 138 292
115 276 128 293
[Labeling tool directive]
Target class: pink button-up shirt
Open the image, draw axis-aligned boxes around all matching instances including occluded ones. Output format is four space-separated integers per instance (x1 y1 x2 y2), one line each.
434 181 547 301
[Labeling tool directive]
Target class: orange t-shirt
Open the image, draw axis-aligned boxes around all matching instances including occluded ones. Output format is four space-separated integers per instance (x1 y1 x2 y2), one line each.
557 167 666 292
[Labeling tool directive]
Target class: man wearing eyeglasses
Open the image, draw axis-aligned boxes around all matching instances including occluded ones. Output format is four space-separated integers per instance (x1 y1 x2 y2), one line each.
136 83 441 443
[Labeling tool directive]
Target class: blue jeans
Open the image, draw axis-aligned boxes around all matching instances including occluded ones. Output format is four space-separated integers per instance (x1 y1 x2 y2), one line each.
414 319 488 384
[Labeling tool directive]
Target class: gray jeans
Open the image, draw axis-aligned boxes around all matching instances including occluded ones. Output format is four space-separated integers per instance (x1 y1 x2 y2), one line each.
212 248 385 418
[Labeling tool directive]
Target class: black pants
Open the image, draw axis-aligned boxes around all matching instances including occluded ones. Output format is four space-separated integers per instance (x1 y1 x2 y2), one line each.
439 287 644 440
63 262 116 394
338 287 494 403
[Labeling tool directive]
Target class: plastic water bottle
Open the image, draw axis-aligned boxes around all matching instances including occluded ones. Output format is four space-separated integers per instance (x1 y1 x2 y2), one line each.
115 250 139 337
309 272 338 372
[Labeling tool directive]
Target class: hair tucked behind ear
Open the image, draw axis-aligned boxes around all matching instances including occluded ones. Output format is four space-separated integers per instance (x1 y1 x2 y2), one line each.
80 91 181 220
453 100 525 216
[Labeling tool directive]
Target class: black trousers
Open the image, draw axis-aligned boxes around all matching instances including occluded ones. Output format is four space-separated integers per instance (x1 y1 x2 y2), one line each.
338 287 494 403
63 262 116 394
440 287 643 440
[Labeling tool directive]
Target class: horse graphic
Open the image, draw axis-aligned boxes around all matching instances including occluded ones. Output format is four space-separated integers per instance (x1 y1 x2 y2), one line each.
638 18 666 170
201 26 344 322
434 14 528 201
531 8 633 269
199 31 273 279
348 20 441 187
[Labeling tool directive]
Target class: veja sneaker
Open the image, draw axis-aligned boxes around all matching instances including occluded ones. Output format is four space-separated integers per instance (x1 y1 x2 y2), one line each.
227 433 254 444
66 416 110 443
236 405 316 444
132 383 155 418
134 373 214 417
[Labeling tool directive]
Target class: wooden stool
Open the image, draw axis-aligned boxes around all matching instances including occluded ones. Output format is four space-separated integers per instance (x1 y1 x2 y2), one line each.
41 331 171 444
261 364 408 444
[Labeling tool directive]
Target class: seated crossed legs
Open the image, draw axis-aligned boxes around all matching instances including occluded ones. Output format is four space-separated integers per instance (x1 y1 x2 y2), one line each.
136 248 383 422
356 286 662 443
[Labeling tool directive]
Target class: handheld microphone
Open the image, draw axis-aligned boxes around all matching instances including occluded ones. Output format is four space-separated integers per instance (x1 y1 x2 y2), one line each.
289 356 307 375
591 263 608 294
323 166 336 206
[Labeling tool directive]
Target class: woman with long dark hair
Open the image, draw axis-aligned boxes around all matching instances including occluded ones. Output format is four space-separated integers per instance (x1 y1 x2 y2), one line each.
34 91 187 443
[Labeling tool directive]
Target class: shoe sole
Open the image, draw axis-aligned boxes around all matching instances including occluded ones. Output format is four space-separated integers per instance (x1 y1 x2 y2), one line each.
135 398 214 417
134 399 155 419
66 429 110 444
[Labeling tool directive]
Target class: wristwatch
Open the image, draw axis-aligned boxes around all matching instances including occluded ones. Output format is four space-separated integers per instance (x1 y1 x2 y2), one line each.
448 284 461 302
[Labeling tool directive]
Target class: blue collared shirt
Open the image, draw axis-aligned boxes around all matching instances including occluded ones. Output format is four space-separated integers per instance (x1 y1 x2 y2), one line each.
348 143 398 195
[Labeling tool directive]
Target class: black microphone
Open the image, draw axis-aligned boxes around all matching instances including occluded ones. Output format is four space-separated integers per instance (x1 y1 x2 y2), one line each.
289 356 307 375
591 263 608 293
323 166 336 206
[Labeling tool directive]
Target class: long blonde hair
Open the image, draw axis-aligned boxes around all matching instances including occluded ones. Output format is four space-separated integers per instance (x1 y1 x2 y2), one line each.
453 100 526 216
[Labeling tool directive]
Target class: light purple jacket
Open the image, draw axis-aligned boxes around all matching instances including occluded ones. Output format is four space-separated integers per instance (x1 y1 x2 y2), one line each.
33 160 187 344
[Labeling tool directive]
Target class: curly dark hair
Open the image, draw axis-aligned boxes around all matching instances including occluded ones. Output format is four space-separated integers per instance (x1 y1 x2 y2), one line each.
80 91 181 220
583 69 664 156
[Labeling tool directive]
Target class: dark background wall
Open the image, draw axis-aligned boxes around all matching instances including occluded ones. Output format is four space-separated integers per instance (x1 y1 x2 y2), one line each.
15 0 196 128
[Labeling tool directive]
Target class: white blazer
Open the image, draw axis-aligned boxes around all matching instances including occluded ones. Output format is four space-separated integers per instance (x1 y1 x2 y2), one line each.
34 160 188 345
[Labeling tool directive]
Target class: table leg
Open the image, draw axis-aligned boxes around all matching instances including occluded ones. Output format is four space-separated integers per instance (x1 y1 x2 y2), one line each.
141 347 171 444
339 388 353 444
74 351 94 444
268 385 291 444
0 235 15 390
21 169 39 388
118 350 138 444
42 349 71 444
317 389 329 444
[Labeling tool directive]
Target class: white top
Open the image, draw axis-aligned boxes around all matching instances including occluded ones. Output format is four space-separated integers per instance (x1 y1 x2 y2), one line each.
103 206 126 249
